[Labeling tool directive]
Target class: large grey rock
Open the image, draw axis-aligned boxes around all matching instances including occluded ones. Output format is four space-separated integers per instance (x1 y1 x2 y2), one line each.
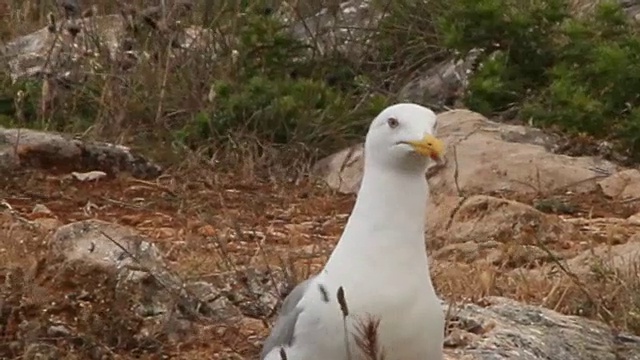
398 49 482 110
567 233 640 275
621 0 640 20
313 110 620 195
597 169 640 200
443 296 640 360
0 126 162 178
49 219 241 322
428 195 577 257
579 0 640 21
2 15 128 82
288 0 380 59
50 219 159 269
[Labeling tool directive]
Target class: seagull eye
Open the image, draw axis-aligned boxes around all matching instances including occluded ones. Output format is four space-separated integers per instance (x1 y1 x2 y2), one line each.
387 117 399 129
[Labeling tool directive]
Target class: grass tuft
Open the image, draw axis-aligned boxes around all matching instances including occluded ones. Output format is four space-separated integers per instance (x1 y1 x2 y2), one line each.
353 315 385 360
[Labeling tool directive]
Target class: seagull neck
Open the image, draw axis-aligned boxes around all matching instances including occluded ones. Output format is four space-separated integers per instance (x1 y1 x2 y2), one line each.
322 161 433 279
345 162 428 245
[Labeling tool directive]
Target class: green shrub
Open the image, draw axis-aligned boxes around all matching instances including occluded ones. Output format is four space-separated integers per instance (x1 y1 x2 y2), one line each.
177 75 388 152
435 0 640 159
0 74 41 129
231 8 310 80
8 0 640 161
174 5 389 155
438 0 569 114
522 2 640 157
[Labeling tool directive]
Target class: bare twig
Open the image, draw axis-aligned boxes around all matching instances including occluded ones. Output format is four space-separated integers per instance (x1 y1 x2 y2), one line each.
452 144 461 196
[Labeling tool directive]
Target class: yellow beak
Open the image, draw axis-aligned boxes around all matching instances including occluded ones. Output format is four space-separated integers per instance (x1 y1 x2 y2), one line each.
406 134 444 160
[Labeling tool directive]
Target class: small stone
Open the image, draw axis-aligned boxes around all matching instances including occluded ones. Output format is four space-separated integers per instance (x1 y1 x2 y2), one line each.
47 324 72 337
32 204 52 215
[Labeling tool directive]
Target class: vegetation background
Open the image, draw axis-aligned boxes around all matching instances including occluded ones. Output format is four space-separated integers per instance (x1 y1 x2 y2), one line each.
4 0 640 164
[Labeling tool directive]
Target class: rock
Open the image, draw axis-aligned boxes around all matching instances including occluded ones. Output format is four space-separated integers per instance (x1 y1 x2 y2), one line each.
443 296 640 360
467 111 613 194
33 218 63 232
398 49 482 110
2 12 213 83
566 233 640 275
432 240 555 268
2 15 128 82
314 110 620 195
433 240 501 263
597 169 640 200
47 324 72 337
49 219 162 270
429 195 575 246
288 0 381 60
208 267 292 319
428 195 574 268
629 212 640 225
619 0 640 21
312 143 364 194
312 109 637 283
31 204 52 215
49 219 241 322
184 281 243 322
0 127 162 179
71 170 108 182
444 327 481 348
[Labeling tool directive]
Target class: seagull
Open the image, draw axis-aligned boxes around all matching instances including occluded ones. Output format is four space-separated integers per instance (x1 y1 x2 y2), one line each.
260 103 446 360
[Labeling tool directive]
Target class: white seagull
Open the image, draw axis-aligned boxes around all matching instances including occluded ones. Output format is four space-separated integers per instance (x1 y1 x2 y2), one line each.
261 103 446 360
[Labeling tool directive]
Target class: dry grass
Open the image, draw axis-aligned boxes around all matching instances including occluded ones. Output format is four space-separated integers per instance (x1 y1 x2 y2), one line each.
1 0 640 359
353 316 385 360
0 163 350 358
1 160 639 358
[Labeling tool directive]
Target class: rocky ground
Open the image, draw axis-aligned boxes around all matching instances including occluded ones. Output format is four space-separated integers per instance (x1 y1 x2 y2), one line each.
0 165 346 359
1 110 640 359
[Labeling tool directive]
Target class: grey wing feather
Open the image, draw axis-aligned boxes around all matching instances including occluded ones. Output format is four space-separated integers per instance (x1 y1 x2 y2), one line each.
260 276 315 359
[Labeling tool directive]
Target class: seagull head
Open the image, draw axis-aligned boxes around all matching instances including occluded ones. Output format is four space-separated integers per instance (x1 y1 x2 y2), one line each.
364 103 444 172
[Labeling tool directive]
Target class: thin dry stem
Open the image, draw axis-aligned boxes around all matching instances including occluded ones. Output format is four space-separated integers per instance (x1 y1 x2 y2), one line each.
337 286 353 360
